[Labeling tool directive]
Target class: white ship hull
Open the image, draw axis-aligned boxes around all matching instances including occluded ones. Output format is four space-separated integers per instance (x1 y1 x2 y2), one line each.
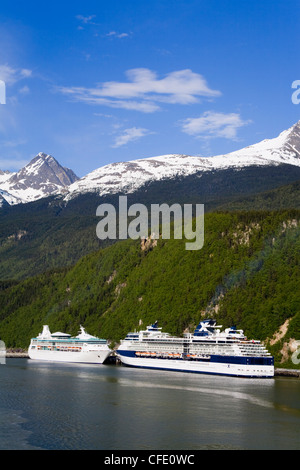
29 325 112 364
117 354 274 378
29 348 111 364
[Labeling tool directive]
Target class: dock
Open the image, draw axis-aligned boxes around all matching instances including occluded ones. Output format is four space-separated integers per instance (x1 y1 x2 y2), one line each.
5 350 29 358
275 368 300 378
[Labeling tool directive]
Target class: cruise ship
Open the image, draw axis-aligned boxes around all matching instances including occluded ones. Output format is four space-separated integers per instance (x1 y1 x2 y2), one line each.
28 325 111 364
116 320 274 378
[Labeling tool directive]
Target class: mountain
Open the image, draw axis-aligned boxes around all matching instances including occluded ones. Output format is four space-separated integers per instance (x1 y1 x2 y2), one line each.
63 121 300 201
0 169 11 176
216 179 300 212
0 210 299 368
1 121 300 281
0 153 78 204
0 170 14 207
0 189 23 208
0 176 299 281
0 124 299 365
1 121 300 206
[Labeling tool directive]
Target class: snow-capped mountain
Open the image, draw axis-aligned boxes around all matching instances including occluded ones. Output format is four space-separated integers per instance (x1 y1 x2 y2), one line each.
0 189 23 207
63 120 300 201
0 153 78 205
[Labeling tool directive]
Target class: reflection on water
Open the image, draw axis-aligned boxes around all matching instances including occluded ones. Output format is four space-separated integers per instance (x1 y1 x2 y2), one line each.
0 359 300 450
118 377 275 409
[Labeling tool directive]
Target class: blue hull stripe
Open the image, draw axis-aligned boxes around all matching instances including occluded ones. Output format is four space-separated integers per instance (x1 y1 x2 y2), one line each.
117 350 274 366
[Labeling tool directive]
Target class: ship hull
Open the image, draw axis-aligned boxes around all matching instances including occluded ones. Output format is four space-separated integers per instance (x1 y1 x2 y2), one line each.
117 352 274 378
28 348 111 364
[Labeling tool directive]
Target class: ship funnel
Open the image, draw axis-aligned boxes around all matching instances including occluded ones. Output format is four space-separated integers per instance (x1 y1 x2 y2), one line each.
39 325 52 339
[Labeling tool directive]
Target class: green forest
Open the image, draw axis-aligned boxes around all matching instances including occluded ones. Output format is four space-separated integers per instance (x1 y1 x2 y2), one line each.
0 209 299 368
1 168 300 281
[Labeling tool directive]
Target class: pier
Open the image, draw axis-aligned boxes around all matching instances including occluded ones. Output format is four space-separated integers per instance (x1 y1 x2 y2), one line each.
275 368 300 378
5 349 29 358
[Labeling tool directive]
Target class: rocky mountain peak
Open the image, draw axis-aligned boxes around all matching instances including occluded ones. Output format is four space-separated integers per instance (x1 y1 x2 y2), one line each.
63 121 300 201
1 121 300 206
284 121 300 156
0 152 79 203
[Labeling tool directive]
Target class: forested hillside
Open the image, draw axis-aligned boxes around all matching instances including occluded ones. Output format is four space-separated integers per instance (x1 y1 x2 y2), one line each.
0 210 299 367
1 171 300 281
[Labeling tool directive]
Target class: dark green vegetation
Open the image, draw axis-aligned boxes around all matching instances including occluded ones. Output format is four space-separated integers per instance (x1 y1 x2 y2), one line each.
1 162 300 368
1 164 300 281
0 195 104 280
0 210 299 367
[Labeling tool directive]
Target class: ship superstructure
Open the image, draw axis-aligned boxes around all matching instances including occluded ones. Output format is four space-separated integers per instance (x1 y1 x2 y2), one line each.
29 325 111 364
116 320 274 377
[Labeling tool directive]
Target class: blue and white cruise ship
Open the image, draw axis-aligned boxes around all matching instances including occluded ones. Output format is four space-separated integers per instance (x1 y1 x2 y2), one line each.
116 320 274 378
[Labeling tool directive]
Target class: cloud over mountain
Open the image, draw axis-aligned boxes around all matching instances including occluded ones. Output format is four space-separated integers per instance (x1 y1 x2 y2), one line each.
58 68 221 113
181 111 251 140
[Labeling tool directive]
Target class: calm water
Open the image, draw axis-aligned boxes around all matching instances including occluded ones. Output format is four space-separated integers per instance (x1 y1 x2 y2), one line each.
0 358 300 450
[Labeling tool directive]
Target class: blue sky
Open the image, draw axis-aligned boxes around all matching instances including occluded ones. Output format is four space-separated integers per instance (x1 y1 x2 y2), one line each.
0 0 299 177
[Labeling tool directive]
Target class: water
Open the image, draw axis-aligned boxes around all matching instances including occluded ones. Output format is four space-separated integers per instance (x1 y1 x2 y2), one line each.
0 358 300 450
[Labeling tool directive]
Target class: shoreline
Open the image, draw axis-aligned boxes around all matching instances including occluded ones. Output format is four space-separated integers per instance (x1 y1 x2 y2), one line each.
5 351 29 358
4 351 300 377
275 368 300 378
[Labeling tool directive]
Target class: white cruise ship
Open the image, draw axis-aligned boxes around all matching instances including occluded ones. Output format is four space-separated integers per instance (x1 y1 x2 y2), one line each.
116 320 274 378
28 325 111 364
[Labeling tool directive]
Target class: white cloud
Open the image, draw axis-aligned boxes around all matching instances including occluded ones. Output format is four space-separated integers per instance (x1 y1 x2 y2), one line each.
112 127 153 148
58 68 221 113
93 112 114 118
181 111 250 140
59 86 160 113
20 69 32 78
0 64 32 85
19 85 30 95
116 33 129 38
76 14 96 24
106 31 129 38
